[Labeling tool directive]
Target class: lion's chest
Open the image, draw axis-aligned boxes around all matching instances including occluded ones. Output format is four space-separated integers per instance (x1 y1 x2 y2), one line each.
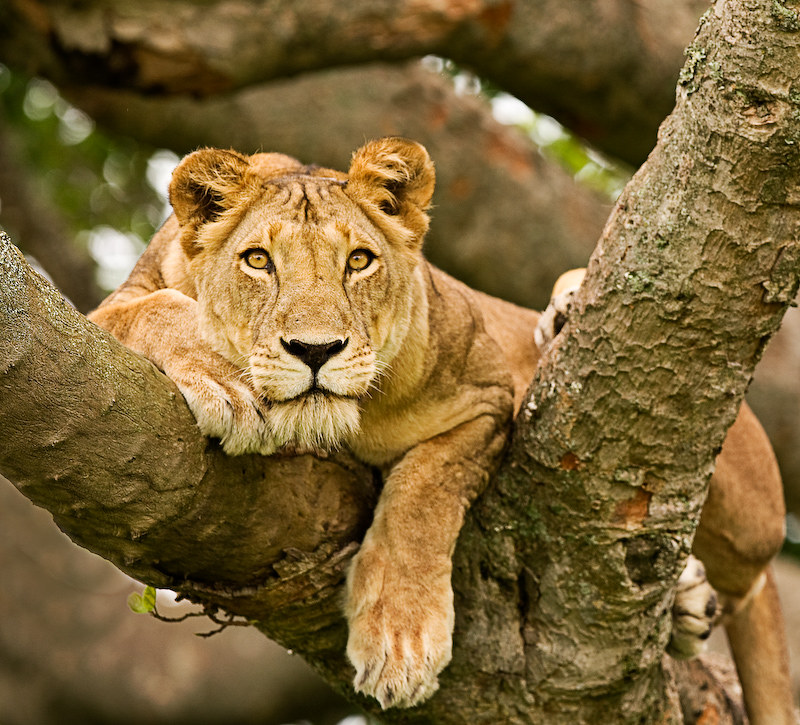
349 398 470 467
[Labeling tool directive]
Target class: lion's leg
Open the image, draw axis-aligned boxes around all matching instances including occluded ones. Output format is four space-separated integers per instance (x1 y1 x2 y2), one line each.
724 567 796 725
692 403 794 724
90 290 276 455
345 414 506 709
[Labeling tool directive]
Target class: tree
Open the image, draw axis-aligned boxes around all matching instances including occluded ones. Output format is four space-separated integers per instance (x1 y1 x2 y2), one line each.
1 0 799 722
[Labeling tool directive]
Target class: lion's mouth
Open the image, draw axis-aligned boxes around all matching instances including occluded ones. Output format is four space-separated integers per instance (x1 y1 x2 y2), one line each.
267 388 362 453
277 384 359 404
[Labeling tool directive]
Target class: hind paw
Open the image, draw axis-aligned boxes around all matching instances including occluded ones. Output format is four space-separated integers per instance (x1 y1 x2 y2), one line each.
668 555 720 659
534 268 585 349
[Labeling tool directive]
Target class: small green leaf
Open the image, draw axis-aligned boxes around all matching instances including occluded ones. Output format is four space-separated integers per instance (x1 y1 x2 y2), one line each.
128 585 157 614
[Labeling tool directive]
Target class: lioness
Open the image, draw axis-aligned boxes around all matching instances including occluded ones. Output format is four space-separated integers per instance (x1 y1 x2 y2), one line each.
90 138 793 721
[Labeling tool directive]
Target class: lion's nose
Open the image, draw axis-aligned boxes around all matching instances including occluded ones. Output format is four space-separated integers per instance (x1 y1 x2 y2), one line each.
281 338 348 374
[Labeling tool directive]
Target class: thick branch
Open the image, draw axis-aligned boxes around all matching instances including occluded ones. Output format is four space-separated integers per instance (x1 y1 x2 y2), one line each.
488 0 800 720
0 0 707 164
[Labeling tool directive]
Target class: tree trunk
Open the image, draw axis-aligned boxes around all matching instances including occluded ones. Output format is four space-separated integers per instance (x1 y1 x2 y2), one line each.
1 0 799 722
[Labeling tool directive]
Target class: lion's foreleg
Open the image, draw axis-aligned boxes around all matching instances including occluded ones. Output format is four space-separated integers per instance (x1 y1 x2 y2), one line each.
345 414 505 709
89 290 276 455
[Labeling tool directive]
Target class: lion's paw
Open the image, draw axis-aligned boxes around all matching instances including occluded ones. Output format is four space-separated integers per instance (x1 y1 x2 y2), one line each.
668 555 719 659
345 547 453 709
534 267 586 350
173 371 277 456
347 619 448 709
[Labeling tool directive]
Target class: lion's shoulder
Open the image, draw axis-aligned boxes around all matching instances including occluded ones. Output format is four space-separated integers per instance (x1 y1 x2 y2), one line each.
424 265 541 413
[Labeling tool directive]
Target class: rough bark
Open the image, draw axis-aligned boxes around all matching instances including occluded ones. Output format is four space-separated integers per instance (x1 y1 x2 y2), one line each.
484 1 800 719
0 0 707 165
1 0 799 722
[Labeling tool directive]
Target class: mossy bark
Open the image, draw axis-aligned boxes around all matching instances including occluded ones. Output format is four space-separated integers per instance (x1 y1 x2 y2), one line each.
472 1 800 720
1 1 800 722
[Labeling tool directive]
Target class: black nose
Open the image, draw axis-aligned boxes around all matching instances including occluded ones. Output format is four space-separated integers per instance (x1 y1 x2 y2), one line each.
281 338 348 374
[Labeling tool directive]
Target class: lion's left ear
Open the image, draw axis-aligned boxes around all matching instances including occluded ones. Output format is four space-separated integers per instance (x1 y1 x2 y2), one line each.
346 137 435 248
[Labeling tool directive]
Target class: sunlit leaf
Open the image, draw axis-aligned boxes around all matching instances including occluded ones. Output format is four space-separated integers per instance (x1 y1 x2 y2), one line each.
127 585 157 614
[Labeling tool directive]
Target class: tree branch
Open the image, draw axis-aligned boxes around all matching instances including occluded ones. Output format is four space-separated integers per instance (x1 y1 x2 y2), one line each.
488 0 800 719
0 0 707 164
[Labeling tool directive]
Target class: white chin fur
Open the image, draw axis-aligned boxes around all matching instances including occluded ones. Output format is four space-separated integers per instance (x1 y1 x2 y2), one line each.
269 393 361 451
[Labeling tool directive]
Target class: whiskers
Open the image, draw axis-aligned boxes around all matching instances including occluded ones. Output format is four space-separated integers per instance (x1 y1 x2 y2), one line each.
234 365 257 388
362 358 393 399
235 341 393 449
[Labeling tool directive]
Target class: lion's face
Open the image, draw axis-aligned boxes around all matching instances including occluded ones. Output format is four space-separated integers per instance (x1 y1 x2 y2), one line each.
168 139 435 452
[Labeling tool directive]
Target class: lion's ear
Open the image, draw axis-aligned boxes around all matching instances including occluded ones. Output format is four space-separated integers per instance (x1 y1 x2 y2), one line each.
169 149 261 252
346 137 435 247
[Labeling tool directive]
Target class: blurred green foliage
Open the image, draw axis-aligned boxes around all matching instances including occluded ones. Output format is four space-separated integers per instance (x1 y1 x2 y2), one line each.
0 65 164 237
0 64 174 291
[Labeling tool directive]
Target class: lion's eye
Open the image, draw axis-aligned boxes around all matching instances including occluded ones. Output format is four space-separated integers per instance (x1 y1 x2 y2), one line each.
347 249 374 272
242 248 274 272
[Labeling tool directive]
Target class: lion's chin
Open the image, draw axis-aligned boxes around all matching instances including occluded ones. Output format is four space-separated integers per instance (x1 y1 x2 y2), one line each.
269 392 361 454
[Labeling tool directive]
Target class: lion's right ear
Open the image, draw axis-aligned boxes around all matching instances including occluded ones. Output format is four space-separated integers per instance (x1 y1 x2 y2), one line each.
346 137 435 249
169 149 260 254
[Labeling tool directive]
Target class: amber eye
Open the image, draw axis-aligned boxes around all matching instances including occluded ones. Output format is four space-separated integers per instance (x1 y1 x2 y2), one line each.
242 248 274 272
347 249 374 272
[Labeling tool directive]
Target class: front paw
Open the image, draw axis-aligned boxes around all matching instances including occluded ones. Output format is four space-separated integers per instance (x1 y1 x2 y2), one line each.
345 546 454 709
668 555 719 659
169 363 277 456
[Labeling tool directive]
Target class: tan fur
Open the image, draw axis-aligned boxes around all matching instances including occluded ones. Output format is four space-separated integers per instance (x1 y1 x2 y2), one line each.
90 138 538 708
539 269 795 725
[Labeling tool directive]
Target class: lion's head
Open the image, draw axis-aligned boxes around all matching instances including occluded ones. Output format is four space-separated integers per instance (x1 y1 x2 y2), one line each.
167 138 435 452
